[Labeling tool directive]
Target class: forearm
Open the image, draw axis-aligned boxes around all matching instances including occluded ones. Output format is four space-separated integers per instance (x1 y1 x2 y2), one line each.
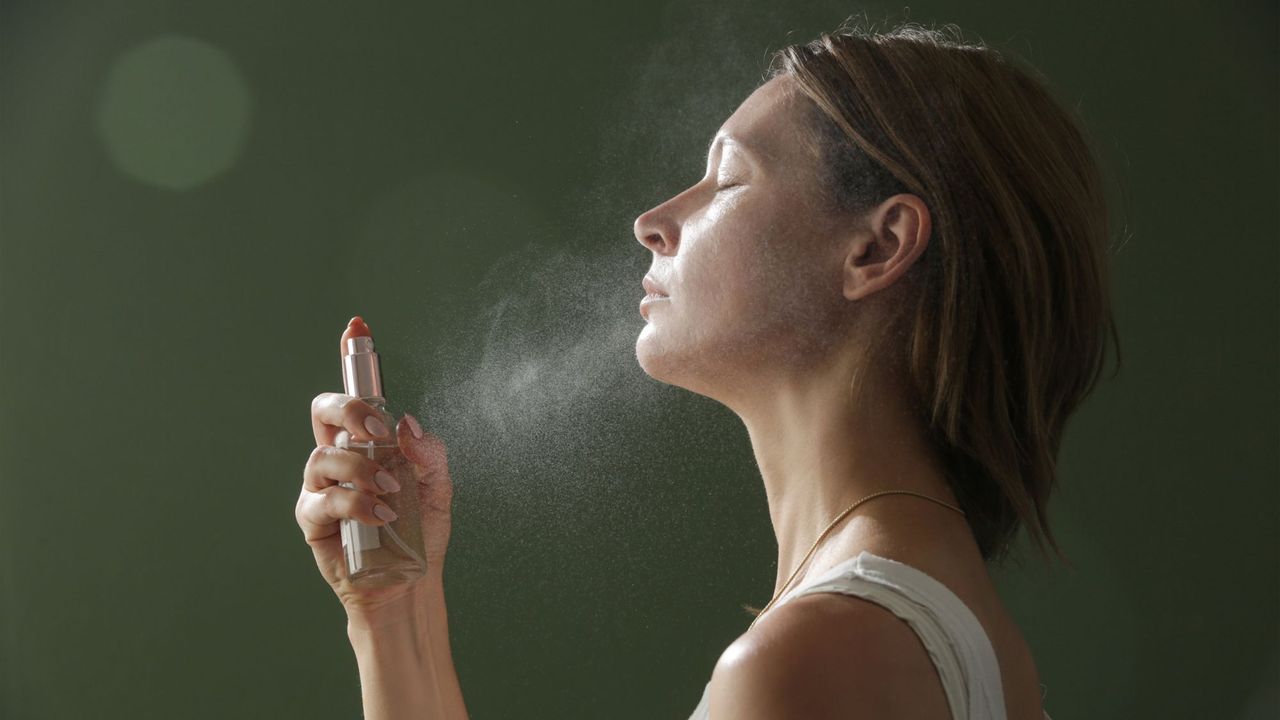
347 567 468 720
417 566 468 718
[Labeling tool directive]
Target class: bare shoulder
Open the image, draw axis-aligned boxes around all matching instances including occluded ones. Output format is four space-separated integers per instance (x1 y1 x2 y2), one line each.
706 593 951 720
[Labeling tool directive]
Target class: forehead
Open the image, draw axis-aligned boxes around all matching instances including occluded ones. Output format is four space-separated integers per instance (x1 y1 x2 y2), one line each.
712 75 806 162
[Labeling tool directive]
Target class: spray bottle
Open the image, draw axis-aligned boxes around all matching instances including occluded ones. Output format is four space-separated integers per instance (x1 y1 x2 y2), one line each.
336 316 428 587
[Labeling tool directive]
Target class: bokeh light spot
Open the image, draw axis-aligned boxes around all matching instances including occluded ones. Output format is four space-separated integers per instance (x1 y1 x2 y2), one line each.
95 34 251 191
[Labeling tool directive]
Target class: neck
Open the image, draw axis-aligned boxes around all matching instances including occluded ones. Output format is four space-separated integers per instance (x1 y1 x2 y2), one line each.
728 349 971 599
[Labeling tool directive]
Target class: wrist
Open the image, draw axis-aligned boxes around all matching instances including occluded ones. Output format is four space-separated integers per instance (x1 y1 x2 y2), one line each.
345 570 445 636
423 559 445 584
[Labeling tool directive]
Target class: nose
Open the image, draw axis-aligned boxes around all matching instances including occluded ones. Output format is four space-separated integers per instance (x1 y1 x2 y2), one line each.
633 203 679 255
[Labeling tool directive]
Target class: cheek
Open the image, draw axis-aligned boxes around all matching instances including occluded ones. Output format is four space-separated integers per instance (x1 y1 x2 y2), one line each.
714 232 836 354
689 225 803 319
655 197 831 344
678 235 756 323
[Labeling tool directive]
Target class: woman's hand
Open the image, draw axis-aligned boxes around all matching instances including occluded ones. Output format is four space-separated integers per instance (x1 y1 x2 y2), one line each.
296 393 454 617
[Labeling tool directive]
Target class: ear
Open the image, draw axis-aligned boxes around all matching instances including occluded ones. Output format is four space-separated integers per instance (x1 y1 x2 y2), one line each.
842 194 932 302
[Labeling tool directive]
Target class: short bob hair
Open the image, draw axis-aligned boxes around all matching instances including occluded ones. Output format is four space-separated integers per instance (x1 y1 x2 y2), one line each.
766 19 1123 569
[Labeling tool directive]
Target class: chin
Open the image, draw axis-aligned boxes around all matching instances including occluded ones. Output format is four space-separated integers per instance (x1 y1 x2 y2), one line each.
635 323 737 401
635 325 678 384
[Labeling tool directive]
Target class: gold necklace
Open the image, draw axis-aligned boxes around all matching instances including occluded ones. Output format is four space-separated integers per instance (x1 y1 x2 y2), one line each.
747 490 966 631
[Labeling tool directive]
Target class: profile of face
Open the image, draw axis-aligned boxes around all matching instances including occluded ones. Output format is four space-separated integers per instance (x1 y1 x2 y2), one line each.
633 74 923 406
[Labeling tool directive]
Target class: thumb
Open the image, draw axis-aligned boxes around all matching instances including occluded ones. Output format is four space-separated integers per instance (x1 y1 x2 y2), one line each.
395 413 450 484
395 414 454 552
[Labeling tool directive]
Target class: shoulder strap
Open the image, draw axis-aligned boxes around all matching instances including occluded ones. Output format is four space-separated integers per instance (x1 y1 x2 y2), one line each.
779 552 1007 720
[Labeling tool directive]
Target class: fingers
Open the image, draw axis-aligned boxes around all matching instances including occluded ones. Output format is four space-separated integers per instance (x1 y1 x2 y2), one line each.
311 392 393 447
295 484 397 543
303 445 399 495
298 443 400 543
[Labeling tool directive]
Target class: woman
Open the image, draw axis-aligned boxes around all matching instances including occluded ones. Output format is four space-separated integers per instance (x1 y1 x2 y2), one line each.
296 21 1120 720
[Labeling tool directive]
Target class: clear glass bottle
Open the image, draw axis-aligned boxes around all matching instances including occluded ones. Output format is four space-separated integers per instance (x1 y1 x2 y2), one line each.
336 331 428 587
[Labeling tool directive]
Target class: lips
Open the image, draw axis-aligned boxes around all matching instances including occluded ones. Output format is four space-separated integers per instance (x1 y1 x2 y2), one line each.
639 294 668 320
639 275 670 321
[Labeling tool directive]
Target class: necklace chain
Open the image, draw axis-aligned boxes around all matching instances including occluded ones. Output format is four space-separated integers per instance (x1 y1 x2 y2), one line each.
747 490 966 631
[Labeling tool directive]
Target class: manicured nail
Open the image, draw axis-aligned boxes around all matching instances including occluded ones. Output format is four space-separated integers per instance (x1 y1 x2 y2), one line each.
364 415 390 437
375 470 400 493
405 414 423 439
374 504 398 522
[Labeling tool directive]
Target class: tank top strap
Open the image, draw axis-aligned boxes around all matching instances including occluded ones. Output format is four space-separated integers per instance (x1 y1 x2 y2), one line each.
772 550 1008 720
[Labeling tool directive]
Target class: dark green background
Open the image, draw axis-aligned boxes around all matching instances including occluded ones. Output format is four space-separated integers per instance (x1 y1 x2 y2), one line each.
2 1 1276 718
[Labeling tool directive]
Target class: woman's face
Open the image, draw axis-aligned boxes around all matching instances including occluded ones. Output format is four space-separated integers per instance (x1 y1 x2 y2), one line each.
633 75 853 400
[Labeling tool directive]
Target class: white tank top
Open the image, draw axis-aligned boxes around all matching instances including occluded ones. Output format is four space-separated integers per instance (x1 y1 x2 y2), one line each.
686 550 1053 720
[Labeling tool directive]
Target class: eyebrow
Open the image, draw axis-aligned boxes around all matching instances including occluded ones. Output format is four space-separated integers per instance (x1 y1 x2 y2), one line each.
708 133 758 158
706 133 763 173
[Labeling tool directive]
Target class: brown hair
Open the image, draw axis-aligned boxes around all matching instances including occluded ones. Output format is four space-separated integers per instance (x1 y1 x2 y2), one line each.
766 19 1124 569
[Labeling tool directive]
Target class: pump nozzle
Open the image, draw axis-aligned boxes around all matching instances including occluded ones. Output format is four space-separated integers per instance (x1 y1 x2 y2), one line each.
339 316 383 399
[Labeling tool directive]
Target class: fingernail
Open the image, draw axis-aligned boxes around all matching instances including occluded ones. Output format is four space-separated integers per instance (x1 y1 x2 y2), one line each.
373 504 398 522
375 470 400 493
364 415 390 437
405 414 423 439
